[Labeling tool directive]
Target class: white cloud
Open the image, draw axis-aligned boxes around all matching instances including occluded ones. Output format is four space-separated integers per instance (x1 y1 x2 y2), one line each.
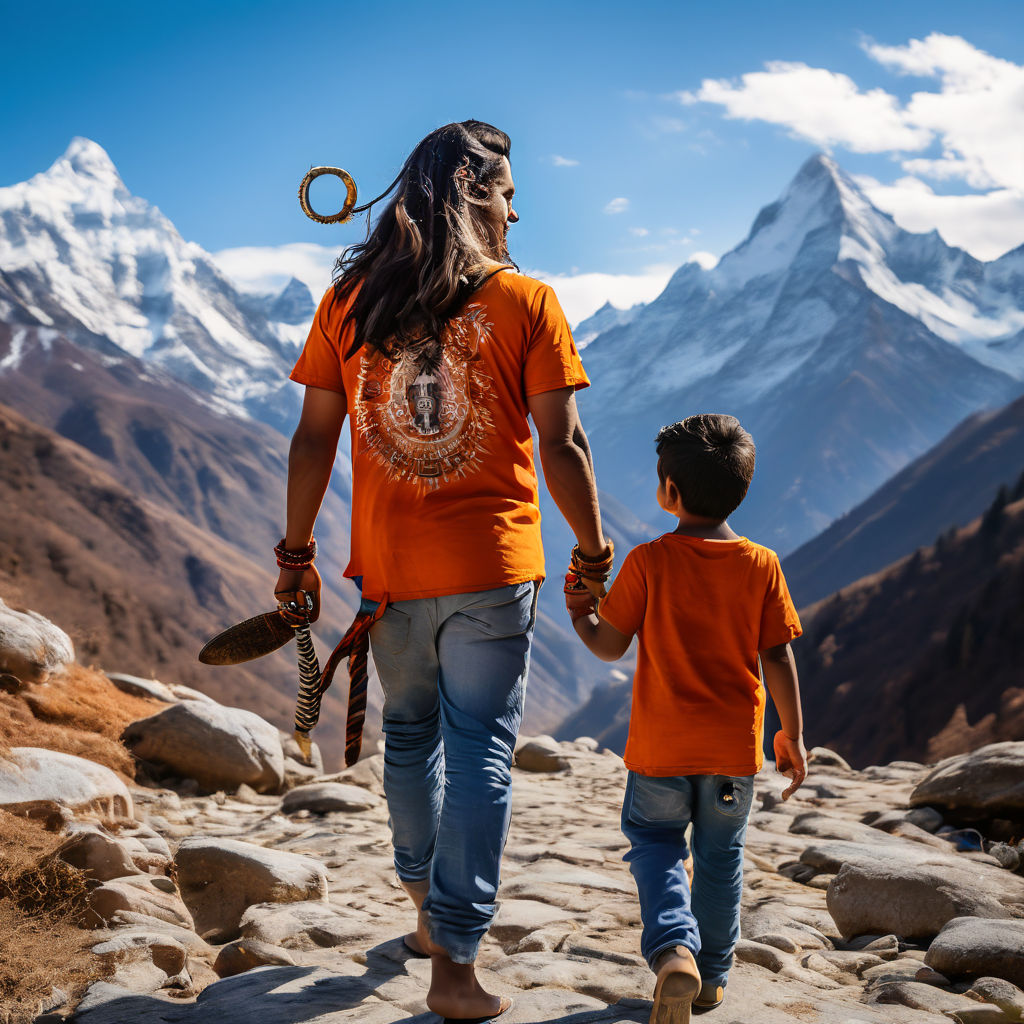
680 33 1024 260
629 227 650 237
551 154 580 167
213 242 340 300
530 266 675 326
857 175 1024 261
604 197 630 215
683 62 931 152
688 251 719 270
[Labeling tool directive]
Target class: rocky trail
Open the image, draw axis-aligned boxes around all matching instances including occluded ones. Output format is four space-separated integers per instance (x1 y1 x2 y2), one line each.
1 604 1023 1024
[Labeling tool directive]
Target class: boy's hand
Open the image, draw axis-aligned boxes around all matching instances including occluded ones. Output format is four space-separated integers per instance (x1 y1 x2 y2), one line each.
564 571 597 621
773 730 807 800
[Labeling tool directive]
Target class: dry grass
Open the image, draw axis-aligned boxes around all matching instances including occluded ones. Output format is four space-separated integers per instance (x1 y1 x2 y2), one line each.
0 664 163 777
0 812 100 1022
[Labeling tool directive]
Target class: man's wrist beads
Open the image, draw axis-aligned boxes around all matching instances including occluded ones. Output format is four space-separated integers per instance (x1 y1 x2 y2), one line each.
275 538 317 571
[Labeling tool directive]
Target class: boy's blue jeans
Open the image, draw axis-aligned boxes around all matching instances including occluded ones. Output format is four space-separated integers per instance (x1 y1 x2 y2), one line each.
368 581 538 965
621 770 755 987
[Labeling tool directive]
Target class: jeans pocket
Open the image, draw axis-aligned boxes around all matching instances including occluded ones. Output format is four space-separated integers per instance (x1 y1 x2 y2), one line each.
625 774 690 827
459 582 537 639
710 775 755 819
369 604 412 659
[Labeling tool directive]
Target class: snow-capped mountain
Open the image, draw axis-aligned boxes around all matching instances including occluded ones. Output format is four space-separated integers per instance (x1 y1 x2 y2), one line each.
576 155 1024 554
0 138 311 431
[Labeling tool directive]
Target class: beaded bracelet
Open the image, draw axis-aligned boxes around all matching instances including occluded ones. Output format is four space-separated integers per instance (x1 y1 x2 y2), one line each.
275 538 317 571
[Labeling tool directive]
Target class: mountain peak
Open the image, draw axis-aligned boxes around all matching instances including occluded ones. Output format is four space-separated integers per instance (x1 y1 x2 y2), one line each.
50 137 124 189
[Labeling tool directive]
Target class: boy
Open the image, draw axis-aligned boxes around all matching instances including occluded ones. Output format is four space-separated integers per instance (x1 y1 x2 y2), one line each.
567 414 807 1024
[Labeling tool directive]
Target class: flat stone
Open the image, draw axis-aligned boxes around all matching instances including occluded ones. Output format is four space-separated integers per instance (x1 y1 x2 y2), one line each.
281 782 382 814
91 932 187 975
734 939 788 972
238 899 375 950
105 673 177 703
0 747 133 822
123 700 285 793
213 939 296 978
925 916 1024 987
490 899 577 945
967 977 1024 1022
869 979 982 1014
174 837 328 942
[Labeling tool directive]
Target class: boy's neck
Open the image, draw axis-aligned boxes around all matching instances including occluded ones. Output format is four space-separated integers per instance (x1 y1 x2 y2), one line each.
672 513 740 541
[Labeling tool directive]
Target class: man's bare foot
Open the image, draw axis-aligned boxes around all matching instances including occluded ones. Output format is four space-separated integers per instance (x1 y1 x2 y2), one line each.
426 952 512 1022
399 878 439 957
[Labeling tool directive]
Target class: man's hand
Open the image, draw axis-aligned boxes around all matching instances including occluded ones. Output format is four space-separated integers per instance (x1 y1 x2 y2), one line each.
773 730 807 800
274 564 322 623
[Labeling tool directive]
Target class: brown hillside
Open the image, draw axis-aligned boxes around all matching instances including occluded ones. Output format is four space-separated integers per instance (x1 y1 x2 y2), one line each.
795 480 1024 767
0 401 361 767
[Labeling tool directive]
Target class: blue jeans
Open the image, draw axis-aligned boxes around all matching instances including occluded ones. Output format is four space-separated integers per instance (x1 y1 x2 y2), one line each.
368 581 539 964
621 771 755 987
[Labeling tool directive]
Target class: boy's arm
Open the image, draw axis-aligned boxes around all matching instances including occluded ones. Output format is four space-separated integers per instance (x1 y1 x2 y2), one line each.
572 609 633 662
759 642 808 800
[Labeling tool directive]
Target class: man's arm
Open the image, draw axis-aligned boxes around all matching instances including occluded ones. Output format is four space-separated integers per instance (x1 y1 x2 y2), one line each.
275 386 347 609
527 387 604 556
760 642 807 800
572 611 633 661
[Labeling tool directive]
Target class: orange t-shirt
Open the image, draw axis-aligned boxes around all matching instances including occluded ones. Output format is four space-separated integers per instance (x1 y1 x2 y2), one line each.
289 270 588 601
599 534 802 777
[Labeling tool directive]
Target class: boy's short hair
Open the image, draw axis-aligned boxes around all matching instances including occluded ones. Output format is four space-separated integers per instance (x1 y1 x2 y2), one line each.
655 414 755 521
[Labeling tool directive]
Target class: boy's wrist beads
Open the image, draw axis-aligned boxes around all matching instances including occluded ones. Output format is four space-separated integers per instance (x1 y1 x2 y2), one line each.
275 538 318 571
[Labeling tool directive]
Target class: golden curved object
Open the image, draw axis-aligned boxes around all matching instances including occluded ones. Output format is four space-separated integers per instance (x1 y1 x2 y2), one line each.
298 166 358 224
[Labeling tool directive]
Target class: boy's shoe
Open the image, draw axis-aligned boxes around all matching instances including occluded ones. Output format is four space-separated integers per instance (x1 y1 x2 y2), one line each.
693 982 725 1013
651 945 701 1024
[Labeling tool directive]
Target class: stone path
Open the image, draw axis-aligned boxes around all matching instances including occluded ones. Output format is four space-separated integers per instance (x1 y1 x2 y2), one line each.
69 741 986 1023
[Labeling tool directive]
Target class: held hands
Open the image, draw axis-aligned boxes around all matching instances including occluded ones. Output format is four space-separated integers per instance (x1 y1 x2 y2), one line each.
564 540 615 621
564 574 597 623
773 730 808 801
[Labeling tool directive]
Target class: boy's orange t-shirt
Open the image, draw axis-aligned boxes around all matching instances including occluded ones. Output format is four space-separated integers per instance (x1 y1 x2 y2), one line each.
289 270 588 601
599 534 802 777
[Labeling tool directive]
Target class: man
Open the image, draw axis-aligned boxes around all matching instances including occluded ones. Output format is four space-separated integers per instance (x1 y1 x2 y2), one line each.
276 120 607 1022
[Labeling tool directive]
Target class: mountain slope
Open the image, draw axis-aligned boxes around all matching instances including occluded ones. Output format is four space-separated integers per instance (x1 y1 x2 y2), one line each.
795 482 1024 766
784 391 1024 605
577 155 1024 555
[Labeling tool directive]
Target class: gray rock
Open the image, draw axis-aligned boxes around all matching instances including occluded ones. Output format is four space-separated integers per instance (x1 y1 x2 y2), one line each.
489 899 577 946
987 842 1021 871
213 939 296 978
515 735 570 772
280 782 382 814
910 742 1024 820
0 598 74 682
826 859 1014 940
925 916 1024 987
238 899 376 949
174 837 328 941
0 747 133 822
906 806 945 833
87 877 194 930
869 979 983 1014
967 977 1024 1022
122 700 285 793
58 824 138 881
91 932 187 975
734 939 788 972
105 673 176 703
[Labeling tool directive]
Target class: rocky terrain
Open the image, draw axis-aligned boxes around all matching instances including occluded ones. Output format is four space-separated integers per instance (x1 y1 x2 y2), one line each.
2 601 1024 1024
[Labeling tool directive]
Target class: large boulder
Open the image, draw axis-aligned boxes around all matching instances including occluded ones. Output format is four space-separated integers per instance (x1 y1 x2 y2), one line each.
515 736 570 773
910 743 1024 822
174 837 328 942
0 747 133 822
122 700 285 793
0 598 74 682
802 840 1024 939
87 877 194 930
925 917 1024 987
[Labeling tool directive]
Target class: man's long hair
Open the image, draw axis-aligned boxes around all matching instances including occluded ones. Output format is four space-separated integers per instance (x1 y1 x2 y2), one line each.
334 120 514 360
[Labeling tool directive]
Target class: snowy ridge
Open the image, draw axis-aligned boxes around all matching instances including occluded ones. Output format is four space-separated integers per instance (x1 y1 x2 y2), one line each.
0 138 312 423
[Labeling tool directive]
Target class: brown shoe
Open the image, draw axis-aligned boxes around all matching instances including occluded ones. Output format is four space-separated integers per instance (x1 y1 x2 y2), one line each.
693 982 724 1013
651 945 701 1024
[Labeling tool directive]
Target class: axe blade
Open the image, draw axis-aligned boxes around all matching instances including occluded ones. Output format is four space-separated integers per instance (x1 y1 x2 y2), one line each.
198 610 295 665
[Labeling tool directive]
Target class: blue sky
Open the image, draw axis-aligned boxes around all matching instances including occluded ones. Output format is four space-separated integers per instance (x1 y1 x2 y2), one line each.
3 0 1022 321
